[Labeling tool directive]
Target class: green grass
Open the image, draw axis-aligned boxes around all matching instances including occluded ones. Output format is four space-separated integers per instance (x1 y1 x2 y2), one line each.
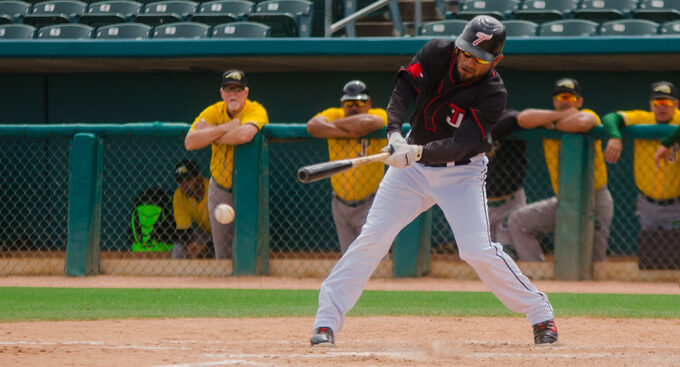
0 287 678 321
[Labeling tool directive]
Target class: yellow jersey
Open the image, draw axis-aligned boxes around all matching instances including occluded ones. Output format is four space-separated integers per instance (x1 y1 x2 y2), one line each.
316 107 387 202
191 100 269 189
543 109 607 195
619 108 680 199
173 178 211 232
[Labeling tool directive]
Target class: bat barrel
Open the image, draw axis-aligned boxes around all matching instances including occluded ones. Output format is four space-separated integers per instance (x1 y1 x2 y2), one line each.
297 159 353 183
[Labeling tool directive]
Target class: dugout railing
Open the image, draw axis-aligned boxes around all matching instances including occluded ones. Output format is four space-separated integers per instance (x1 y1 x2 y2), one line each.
0 123 678 281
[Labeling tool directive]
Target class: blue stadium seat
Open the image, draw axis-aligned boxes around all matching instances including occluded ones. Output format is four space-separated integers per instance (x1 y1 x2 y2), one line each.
573 0 637 22
515 0 580 23
0 1 31 24
503 19 538 37
80 0 142 27
191 0 252 26
418 19 467 36
0 23 35 38
95 22 151 38
23 0 87 28
247 0 312 37
599 19 659 36
135 0 197 26
455 0 521 20
210 20 269 37
152 20 208 38
539 19 599 36
661 19 680 34
36 22 92 38
632 0 680 23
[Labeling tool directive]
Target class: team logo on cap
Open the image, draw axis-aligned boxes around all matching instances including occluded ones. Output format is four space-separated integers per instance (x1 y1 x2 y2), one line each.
557 79 575 89
226 71 242 80
654 84 672 94
473 32 492 46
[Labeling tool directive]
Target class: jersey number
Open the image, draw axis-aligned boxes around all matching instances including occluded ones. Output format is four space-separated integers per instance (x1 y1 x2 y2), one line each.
446 103 465 128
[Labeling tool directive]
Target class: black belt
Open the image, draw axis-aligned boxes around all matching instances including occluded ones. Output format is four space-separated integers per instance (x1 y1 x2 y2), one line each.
423 157 471 168
334 194 375 207
642 193 680 206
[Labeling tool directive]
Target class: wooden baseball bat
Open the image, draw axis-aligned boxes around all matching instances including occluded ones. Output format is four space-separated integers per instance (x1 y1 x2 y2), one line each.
297 152 390 184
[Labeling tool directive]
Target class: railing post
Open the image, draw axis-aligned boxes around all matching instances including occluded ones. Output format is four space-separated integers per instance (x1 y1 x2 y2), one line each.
554 133 595 280
233 132 269 275
66 133 102 276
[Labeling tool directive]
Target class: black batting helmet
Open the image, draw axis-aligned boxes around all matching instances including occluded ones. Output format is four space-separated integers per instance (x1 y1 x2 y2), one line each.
454 15 506 62
340 80 370 101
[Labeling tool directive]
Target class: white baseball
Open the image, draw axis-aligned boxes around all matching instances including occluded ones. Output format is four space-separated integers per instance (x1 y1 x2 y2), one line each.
214 203 235 224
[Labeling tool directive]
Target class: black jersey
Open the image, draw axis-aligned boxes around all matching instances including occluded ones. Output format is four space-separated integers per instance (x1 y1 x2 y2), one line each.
486 110 527 198
386 39 507 165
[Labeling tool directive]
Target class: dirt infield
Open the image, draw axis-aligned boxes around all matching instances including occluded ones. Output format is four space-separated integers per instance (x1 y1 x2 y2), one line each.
1 276 679 367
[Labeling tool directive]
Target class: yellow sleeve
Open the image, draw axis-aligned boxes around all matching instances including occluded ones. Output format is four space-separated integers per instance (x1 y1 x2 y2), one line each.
190 102 223 131
241 100 269 130
315 108 344 121
369 108 388 126
173 189 192 230
618 110 654 126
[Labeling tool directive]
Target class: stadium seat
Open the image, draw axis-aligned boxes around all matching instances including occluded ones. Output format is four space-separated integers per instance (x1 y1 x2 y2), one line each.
455 0 521 20
0 1 31 24
599 19 659 36
210 20 269 37
0 23 35 38
80 0 142 27
152 20 208 38
632 0 680 23
503 19 538 37
95 21 150 38
191 0 252 26
418 19 467 36
538 19 599 36
247 0 312 37
342 0 404 37
135 0 197 26
660 19 680 34
573 0 637 22
36 22 92 38
23 0 87 28
514 0 580 23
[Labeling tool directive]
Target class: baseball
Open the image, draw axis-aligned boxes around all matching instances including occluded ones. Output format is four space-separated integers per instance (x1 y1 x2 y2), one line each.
214 203 235 224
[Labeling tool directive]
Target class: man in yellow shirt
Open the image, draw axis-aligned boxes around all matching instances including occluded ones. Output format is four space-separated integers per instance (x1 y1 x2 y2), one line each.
185 70 269 259
306 80 387 254
603 81 680 230
508 78 613 262
172 160 213 259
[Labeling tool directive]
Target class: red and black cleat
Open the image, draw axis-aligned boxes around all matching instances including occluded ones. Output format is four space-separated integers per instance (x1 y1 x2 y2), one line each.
310 327 335 347
532 319 558 344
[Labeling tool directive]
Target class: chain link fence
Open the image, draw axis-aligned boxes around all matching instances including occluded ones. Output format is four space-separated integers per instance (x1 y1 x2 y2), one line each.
1 124 679 280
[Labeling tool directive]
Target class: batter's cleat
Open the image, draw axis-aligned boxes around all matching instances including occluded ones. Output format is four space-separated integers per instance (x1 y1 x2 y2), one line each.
310 327 335 346
532 319 558 344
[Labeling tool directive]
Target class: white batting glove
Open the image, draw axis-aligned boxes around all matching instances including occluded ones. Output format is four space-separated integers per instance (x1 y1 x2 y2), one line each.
381 143 423 169
387 131 406 146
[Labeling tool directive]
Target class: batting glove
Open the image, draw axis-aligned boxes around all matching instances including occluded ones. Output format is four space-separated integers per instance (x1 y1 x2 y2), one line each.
387 132 406 146
381 143 423 169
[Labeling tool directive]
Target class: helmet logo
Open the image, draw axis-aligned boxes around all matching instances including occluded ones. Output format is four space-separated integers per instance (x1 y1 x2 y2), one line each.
472 32 492 46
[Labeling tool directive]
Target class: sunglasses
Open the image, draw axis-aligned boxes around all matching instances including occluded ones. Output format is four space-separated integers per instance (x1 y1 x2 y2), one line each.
222 85 245 93
342 100 366 108
460 50 490 65
554 93 579 102
652 98 675 107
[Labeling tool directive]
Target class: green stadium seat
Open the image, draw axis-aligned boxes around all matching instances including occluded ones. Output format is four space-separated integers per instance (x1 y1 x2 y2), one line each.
152 20 208 38
538 19 598 36
573 0 637 22
23 0 87 28
0 1 31 24
0 23 35 38
660 19 680 34
210 20 270 37
135 0 197 26
80 0 142 27
503 19 538 37
514 0 580 23
191 0 253 26
599 19 659 36
418 19 467 36
632 0 680 23
36 22 92 38
95 21 151 38
247 0 312 37
455 0 521 20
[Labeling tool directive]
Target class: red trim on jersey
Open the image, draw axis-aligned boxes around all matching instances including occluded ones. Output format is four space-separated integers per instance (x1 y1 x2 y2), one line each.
470 108 486 138
423 96 440 132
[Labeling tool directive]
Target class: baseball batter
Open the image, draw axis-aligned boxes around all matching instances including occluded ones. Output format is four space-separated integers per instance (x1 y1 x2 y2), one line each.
310 16 557 347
